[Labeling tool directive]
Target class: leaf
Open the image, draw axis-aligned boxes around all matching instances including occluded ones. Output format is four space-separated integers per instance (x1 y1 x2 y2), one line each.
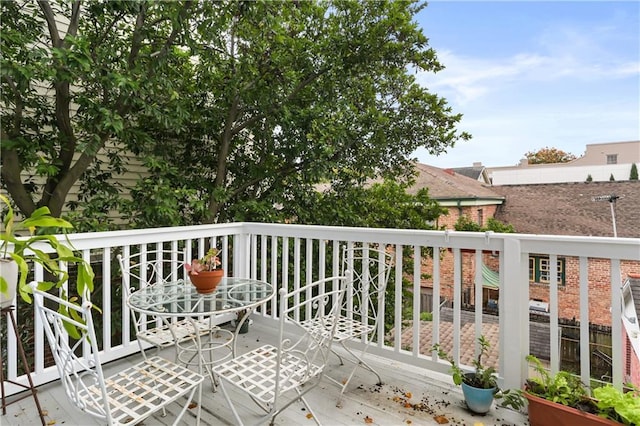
364 416 373 424
434 415 449 424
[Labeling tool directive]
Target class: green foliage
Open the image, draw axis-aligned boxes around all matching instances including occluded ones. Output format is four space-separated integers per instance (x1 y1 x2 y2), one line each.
525 147 576 164
2 0 470 229
586 174 593 182
432 335 526 410
593 384 640 425
1 0 197 218
454 215 482 231
432 335 497 389
610 173 616 181
630 163 638 181
0 195 94 304
292 180 445 230
526 355 639 423
525 355 591 407
419 311 433 321
454 216 515 233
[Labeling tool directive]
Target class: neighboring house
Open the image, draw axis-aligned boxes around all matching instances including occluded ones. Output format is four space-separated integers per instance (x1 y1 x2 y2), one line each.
407 163 504 230
410 165 639 324
410 164 639 386
488 140 640 185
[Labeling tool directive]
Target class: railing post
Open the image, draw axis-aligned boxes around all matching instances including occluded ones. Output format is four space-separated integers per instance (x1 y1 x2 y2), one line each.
500 237 528 390
234 228 251 278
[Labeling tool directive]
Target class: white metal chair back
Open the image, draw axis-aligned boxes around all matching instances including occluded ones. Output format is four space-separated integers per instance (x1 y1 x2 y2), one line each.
118 248 187 294
340 245 394 340
213 275 348 426
117 249 212 356
30 282 204 425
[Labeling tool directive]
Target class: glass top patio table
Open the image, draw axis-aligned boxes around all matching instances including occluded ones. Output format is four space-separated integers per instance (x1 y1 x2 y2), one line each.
127 277 274 318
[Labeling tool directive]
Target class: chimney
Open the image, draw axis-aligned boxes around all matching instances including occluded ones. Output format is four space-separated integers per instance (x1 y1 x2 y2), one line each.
473 162 483 167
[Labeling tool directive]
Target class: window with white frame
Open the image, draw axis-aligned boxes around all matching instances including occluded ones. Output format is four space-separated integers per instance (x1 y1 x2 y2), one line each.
529 256 566 285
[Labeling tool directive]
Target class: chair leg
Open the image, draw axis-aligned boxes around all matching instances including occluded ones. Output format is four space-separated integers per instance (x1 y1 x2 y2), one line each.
267 381 321 426
331 340 382 407
169 382 201 426
217 379 245 426
330 347 345 365
341 341 382 383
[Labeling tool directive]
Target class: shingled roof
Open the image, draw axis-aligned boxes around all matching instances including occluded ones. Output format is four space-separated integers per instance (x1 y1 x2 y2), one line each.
408 163 504 201
492 181 640 238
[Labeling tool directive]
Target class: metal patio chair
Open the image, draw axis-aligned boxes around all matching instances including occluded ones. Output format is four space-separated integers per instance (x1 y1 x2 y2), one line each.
212 275 348 426
31 282 204 425
304 245 394 406
117 249 217 359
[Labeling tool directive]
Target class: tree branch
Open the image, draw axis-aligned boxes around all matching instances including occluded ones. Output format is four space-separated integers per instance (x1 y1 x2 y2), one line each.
37 0 61 47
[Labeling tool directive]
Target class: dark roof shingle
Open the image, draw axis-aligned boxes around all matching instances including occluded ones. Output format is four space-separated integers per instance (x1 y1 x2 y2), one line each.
492 181 640 238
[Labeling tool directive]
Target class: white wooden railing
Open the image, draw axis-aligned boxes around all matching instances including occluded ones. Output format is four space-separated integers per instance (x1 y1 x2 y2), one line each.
2 223 638 396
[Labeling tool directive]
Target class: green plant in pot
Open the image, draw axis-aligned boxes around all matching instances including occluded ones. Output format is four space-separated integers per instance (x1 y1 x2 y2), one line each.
1 194 94 313
432 335 524 414
524 354 638 426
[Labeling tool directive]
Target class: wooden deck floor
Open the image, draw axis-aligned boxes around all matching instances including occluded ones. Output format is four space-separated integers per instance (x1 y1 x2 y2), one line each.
2 320 529 426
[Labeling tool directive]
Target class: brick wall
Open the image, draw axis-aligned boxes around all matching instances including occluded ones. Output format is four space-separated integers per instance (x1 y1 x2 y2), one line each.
421 251 638 327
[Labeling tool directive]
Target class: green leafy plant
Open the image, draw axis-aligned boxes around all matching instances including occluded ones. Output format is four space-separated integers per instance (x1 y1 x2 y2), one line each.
525 354 592 408
432 335 525 410
433 335 497 388
525 354 637 422
1 194 94 304
593 384 640 425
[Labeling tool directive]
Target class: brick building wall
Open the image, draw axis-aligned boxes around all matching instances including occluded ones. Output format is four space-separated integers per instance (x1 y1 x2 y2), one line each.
436 204 499 230
421 248 637 327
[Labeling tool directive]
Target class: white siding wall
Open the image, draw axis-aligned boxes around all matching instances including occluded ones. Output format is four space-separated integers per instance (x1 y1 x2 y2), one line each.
491 163 636 185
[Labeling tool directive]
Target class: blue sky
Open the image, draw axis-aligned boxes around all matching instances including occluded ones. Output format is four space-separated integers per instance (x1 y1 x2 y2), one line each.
412 1 640 168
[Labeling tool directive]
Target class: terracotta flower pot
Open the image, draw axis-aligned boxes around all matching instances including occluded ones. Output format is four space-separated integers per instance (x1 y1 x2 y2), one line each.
188 269 224 294
525 392 617 426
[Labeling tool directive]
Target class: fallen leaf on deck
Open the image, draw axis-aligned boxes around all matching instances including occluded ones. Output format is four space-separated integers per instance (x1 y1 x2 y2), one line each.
434 415 449 424
405 420 412 424
306 413 314 420
46 420 55 425
188 402 198 409
405 392 412 398
364 415 374 423
473 423 484 426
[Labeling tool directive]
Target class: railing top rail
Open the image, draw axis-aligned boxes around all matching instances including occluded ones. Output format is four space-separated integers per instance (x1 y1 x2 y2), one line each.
18 221 639 260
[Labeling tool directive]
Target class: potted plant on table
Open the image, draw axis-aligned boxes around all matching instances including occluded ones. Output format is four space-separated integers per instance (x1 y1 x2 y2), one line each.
432 335 524 414
185 248 224 294
524 355 638 426
1 194 94 311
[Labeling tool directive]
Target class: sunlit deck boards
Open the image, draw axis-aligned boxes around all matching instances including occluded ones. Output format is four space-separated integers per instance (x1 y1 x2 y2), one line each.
2 320 528 426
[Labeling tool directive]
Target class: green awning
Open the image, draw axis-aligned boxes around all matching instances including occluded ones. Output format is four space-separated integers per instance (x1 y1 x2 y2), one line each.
482 263 500 289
